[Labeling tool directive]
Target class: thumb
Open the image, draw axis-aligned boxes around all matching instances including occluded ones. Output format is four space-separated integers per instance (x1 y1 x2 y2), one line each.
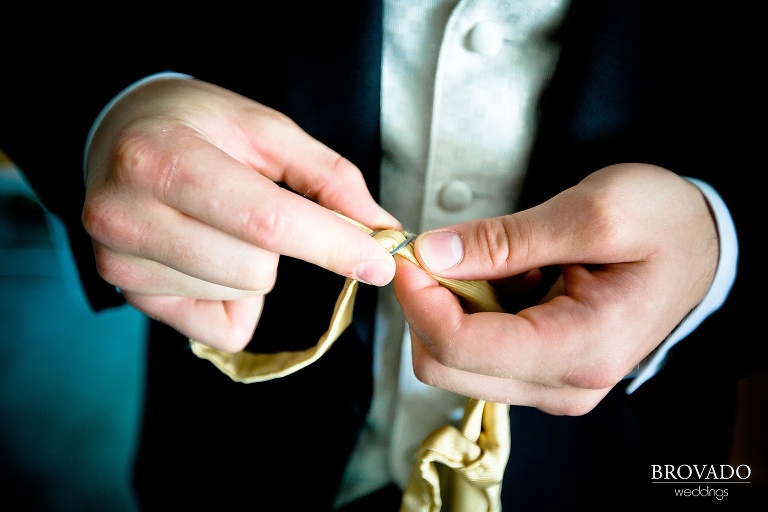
413 207 573 282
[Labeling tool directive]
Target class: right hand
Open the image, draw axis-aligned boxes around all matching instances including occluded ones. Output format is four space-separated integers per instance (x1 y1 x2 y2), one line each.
394 164 719 415
82 77 398 351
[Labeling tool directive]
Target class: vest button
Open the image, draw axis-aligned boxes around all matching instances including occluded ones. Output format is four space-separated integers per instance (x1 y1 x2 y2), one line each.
439 181 474 211
468 21 506 56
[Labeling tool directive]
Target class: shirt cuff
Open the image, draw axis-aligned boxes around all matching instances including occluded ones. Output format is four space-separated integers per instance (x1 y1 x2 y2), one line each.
625 177 739 394
83 71 193 180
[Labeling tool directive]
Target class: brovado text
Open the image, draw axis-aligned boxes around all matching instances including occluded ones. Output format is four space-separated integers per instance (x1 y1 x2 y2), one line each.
651 464 751 481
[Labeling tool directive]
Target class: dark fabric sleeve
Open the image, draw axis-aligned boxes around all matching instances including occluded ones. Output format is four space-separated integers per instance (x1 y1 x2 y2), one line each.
520 0 763 444
1 2 385 317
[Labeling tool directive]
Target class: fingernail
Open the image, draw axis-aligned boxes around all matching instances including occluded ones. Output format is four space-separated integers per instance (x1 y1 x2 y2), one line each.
417 231 464 271
354 260 395 286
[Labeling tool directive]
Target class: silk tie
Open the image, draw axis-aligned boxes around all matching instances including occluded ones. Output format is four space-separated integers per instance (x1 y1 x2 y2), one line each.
190 213 511 511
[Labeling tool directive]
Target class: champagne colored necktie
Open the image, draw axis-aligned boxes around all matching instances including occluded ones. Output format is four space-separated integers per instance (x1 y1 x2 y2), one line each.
190 213 511 511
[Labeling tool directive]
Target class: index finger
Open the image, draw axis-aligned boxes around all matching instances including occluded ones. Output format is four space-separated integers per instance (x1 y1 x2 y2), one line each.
148 127 399 285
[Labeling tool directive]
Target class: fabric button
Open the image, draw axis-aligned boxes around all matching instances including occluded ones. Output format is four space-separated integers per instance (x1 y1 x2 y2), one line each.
439 181 474 211
468 21 506 56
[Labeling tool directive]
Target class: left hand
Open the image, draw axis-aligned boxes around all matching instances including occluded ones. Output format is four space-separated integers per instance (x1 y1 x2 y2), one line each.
393 164 719 415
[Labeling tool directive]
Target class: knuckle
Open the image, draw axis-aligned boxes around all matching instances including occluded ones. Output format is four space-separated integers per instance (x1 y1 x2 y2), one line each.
261 105 295 127
562 358 623 391
411 359 432 385
248 106 300 145
241 204 290 246
553 397 600 417
83 194 154 258
331 155 363 181
429 345 457 370
238 260 278 293
410 337 449 387
331 155 358 183
92 245 132 288
411 358 443 388
535 387 604 417
474 217 516 273
114 123 200 205
112 126 164 190
82 194 131 245
578 189 631 255
414 328 459 371
81 194 110 240
314 155 364 206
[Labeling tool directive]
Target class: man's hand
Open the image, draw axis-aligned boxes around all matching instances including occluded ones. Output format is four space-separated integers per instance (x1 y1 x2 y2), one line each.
394 164 719 415
83 77 399 351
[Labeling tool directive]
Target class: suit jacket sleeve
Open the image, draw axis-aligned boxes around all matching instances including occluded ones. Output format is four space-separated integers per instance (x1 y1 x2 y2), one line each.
1 3 384 321
519 1 763 425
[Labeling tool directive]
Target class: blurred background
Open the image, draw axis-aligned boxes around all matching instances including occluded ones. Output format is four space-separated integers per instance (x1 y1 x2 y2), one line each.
1 148 147 512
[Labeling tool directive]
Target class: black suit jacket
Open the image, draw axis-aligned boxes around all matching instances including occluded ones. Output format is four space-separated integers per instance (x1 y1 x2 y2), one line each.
2 1 763 509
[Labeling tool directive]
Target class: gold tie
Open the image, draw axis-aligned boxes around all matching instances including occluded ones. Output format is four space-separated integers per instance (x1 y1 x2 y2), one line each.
190 213 511 511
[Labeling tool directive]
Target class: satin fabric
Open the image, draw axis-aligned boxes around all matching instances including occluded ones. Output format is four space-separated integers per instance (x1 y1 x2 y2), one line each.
191 214 510 511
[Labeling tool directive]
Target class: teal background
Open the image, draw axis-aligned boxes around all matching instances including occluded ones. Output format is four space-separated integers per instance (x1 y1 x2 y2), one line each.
1 161 146 512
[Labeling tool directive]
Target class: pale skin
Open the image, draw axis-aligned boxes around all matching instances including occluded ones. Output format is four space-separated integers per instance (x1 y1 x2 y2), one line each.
396 165 719 416
83 77 719 416
84 77 400 351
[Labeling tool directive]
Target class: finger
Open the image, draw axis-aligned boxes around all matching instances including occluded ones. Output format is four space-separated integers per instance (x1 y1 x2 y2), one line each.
87 197 280 294
126 292 265 352
411 176 651 282
94 242 271 300
143 135 397 285
409 336 611 416
174 81 400 231
236 112 400 230
411 209 580 283
394 259 643 390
